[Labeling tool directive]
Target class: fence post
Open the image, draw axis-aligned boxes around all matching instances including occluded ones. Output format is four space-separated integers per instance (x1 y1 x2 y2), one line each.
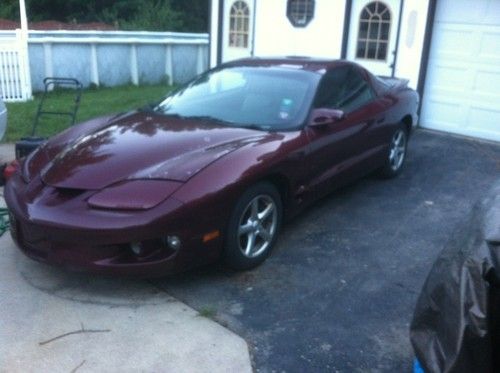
90 43 99 86
130 44 139 85
43 42 53 88
197 44 204 75
165 44 173 85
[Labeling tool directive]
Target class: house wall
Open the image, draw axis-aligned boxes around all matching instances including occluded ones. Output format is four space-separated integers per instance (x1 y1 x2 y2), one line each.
210 0 430 91
253 0 346 58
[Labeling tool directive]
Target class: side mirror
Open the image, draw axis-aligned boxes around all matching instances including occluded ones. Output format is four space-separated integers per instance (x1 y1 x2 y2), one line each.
308 108 345 128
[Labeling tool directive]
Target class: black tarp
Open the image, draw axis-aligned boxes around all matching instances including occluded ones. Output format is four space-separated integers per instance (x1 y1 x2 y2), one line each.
410 181 500 372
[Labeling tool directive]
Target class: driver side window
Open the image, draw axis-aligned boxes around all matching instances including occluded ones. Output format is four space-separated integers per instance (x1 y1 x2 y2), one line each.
314 66 375 113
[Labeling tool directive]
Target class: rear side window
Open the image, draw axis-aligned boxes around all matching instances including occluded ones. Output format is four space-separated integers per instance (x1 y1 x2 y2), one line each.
314 66 375 113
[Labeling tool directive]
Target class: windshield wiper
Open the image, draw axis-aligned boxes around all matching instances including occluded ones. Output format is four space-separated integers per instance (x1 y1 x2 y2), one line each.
182 115 235 126
138 102 157 113
241 124 267 131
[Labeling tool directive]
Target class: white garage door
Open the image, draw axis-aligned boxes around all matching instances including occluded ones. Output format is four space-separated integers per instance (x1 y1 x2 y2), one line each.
420 0 500 142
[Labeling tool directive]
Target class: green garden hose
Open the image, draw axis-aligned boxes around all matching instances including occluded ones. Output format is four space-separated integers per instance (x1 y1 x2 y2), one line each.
0 208 10 237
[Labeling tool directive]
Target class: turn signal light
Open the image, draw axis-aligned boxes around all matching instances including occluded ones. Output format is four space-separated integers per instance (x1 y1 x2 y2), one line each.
203 230 220 243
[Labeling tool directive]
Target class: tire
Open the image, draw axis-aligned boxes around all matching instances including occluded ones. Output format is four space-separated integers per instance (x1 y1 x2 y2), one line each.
224 182 282 270
379 126 408 178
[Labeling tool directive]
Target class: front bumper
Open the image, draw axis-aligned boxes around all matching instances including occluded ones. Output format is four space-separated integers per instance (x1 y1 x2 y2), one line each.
5 173 223 277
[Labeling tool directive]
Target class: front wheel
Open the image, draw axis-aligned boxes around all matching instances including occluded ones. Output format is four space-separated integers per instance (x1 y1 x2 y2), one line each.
224 182 282 270
379 127 408 178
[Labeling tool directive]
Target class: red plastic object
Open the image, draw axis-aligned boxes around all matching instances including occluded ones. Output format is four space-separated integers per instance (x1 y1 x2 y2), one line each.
4 160 19 181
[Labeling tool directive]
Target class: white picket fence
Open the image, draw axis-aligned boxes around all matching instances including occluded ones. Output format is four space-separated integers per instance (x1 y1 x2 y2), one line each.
0 30 32 102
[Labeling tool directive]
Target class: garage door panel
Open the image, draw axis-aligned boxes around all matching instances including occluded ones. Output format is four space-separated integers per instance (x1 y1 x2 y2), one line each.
468 106 500 134
474 70 500 98
433 27 474 56
427 65 468 92
435 0 500 25
479 31 500 62
421 99 464 128
421 0 500 142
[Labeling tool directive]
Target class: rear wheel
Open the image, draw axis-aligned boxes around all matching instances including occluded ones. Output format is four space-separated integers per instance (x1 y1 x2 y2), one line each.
379 127 408 178
224 182 282 270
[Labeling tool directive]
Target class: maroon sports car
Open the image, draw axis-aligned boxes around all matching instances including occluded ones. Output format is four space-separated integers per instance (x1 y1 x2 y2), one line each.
6 57 418 276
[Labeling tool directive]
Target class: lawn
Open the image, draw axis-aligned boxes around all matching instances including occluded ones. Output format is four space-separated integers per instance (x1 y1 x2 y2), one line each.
3 84 173 143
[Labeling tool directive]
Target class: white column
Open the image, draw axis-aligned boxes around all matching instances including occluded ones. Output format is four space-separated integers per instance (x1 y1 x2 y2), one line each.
18 0 32 99
130 44 139 85
19 0 28 39
210 0 220 67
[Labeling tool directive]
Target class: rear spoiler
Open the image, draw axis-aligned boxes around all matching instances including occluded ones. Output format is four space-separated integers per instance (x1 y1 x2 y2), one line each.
376 76 409 89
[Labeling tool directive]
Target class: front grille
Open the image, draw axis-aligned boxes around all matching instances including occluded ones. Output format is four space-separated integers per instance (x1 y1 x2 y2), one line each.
55 187 86 198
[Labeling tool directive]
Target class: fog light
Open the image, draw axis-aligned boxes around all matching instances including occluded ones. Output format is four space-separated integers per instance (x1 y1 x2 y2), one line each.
130 242 142 255
166 235 181 251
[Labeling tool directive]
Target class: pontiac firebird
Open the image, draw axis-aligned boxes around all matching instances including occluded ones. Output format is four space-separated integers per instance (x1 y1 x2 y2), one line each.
5 58 418 276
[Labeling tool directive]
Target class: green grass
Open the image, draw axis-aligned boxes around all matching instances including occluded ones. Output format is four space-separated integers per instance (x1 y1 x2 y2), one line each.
4 84 173 142
198 306 217 319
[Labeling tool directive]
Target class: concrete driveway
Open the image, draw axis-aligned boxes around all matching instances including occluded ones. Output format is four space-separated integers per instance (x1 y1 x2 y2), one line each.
1 130 499 372
0 144 252 373
0 231 253 373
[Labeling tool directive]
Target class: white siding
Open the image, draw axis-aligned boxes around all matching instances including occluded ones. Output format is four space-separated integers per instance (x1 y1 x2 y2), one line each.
253 0 346 58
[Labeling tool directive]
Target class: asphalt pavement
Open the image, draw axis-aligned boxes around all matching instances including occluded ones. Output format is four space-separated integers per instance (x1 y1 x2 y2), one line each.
150 129 500 372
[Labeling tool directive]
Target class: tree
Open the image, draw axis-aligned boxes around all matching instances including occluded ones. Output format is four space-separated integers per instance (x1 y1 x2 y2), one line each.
0 0 20 20
0 0 208 32
171 0 208 32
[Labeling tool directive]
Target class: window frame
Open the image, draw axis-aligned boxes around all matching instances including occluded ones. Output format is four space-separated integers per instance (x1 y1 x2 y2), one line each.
229 0 250 48
355 1 392 61
286 0 315 28
313 65 377 114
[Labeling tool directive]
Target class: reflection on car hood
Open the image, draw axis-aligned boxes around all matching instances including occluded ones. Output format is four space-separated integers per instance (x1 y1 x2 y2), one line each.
40 112 267 190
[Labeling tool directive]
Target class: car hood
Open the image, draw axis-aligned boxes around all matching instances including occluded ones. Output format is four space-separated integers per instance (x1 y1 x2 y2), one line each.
40 112 267 190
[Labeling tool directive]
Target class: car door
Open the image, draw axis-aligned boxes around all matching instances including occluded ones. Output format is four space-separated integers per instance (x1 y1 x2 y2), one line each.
302 65 385 197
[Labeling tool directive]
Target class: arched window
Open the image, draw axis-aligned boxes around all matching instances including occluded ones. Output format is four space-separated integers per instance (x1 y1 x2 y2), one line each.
356 1 391 61
229 1 250 48
287 0 315 28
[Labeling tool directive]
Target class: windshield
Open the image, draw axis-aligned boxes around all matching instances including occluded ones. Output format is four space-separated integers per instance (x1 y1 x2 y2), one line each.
155 66 320 131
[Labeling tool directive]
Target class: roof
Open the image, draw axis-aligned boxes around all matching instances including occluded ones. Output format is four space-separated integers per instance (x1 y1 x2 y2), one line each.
223 56 352 73
0 18 116 31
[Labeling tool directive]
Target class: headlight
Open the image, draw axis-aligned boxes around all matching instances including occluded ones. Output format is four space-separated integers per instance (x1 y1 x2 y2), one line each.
88 179 182 210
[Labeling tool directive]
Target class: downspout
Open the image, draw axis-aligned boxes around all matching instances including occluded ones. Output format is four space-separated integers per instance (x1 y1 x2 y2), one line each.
391 0 404 77
340 0 353 59
416 0 437 116
251 0 257 56
208 0 212 67
217 0 224 65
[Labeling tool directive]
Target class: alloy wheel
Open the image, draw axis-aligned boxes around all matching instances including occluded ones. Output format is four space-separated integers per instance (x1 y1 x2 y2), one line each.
237 194 278 258
389 129 407 171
